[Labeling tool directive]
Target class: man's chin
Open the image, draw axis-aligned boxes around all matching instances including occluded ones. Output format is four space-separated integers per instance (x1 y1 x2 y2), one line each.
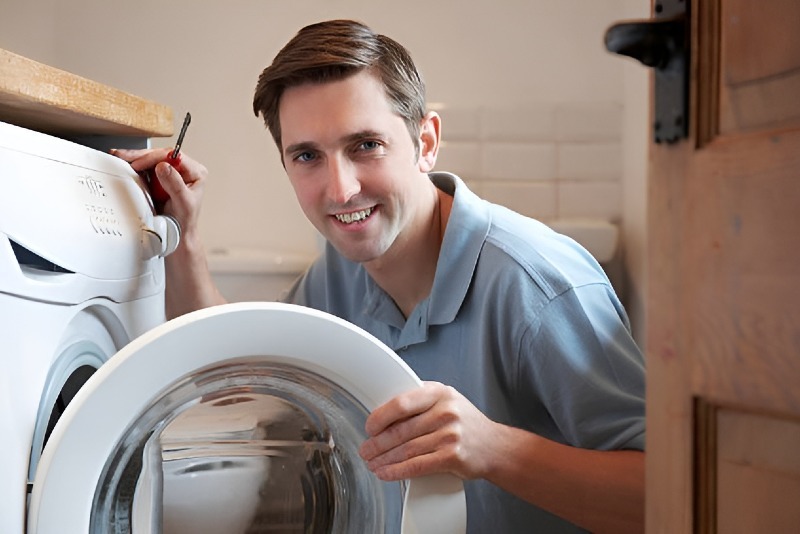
330 241 386 265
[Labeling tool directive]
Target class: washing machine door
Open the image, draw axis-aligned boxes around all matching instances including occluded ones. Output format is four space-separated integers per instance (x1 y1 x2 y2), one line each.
28 302 465 533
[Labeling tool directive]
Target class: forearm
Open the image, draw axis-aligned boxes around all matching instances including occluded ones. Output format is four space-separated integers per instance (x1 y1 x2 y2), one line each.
486 423 644 534
164 232 227 319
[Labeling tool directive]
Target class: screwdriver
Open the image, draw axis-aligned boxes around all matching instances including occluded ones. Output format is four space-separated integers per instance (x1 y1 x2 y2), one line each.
149 112 191 204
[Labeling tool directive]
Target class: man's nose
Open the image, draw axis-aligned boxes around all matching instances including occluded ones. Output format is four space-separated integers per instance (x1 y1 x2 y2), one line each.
326 156 360 203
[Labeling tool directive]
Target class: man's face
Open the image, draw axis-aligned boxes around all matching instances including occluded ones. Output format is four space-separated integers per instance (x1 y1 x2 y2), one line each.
278 71 429 265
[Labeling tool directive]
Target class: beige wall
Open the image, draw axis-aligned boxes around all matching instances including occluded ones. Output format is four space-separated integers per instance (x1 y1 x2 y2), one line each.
1 0 651 340
619 0 650 344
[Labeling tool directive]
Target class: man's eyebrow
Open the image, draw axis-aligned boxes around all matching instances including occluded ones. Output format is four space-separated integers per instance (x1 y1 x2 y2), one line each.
343 130 386 144
284 141 317 156
284 130 388 156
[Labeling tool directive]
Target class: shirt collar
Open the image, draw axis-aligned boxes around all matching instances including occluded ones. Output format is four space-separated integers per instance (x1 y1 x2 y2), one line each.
360 173 491 345
427 172 490 325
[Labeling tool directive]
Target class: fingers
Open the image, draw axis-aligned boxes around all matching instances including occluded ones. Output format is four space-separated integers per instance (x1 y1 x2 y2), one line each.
360 399 455 460
111 147 208 239
111 147 208 201
364 382 442 436
153 161 184 200
359 382 470 479
110 148 206 184
110 147 172 173
364 420 464 481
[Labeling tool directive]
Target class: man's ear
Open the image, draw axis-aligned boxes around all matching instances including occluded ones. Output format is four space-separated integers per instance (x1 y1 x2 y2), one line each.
417 111 441 173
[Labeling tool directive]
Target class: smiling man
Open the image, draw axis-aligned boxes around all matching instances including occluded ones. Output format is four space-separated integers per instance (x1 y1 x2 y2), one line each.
278 69 449 317
114 19 646 534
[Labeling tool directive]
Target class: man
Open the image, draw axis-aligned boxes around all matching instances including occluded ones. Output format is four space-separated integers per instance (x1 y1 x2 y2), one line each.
114 19 645 533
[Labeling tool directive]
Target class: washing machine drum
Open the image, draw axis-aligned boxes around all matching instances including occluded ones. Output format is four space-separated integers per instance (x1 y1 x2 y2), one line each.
28 303 465 533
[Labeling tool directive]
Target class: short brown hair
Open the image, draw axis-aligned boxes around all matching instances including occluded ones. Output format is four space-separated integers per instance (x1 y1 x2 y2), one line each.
252 19 426 153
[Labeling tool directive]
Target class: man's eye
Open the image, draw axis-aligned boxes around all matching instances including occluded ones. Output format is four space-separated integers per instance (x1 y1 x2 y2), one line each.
359 140 380 151
295 151 316 163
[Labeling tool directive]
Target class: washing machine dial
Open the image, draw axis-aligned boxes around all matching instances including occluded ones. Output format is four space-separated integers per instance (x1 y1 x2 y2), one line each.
142 215 181 259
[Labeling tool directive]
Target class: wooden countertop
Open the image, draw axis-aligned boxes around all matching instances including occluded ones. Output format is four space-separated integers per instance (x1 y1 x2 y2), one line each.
0 48 173 138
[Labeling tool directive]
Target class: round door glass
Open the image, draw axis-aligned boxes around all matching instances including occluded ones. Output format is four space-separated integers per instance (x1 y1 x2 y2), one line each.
88 357 405 533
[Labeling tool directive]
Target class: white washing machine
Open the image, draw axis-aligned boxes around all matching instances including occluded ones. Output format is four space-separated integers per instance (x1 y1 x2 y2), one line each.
0 122 465 533
0 120 180 534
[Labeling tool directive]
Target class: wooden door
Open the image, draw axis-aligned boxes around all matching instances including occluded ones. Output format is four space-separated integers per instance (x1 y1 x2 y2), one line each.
647 0 800 532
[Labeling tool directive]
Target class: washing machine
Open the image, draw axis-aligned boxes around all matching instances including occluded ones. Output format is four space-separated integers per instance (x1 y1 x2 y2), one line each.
0 121 466 533
0 119 181 533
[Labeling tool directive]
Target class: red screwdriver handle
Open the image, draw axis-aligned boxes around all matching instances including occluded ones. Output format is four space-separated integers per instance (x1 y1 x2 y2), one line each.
148 112 191 204
148 154 182 204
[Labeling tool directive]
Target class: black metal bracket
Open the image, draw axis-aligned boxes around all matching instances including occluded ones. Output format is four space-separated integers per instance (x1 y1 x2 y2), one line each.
605 0 690 144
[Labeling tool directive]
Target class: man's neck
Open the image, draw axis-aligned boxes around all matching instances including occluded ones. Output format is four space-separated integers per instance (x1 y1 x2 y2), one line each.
365 187 453 319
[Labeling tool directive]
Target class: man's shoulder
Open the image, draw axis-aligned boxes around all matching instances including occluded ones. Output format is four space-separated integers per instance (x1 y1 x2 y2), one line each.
479 209 611 300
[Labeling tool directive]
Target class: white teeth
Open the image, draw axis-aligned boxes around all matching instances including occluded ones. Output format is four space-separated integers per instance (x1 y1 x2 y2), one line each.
335 208 372 224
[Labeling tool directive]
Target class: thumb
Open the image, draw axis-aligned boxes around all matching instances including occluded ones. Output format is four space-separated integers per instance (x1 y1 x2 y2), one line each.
154 161 183 196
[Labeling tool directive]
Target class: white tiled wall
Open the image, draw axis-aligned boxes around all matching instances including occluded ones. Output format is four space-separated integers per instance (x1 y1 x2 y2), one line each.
434 103 623 224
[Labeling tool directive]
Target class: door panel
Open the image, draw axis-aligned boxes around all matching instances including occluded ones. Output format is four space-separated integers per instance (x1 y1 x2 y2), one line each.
718 0 800 133
715 409 800 534
647 0 800 532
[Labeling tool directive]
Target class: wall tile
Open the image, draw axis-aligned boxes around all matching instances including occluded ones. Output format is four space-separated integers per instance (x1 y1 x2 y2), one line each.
436 140 482 180
556 102 623 141
480 181 557 220
462 177 482 195
558 142 622 181
431 103 625 224
480 105 555 142
436 106 481 141
558 181 622 220
482 142 556 181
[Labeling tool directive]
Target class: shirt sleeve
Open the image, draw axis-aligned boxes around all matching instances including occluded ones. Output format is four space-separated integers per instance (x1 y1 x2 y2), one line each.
520 282 646 451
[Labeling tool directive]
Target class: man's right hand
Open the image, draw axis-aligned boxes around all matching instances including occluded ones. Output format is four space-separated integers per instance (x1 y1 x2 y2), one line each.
111 148 208 240
111 148 225 318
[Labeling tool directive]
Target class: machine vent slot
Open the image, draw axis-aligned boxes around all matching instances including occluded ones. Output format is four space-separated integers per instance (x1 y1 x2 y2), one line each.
10 240 73 273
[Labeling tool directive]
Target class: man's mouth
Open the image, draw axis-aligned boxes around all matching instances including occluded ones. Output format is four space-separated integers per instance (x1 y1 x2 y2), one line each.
334 207 374 224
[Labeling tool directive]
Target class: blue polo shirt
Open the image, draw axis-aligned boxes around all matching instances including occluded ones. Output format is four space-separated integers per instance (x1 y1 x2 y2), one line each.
284 172 645 533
